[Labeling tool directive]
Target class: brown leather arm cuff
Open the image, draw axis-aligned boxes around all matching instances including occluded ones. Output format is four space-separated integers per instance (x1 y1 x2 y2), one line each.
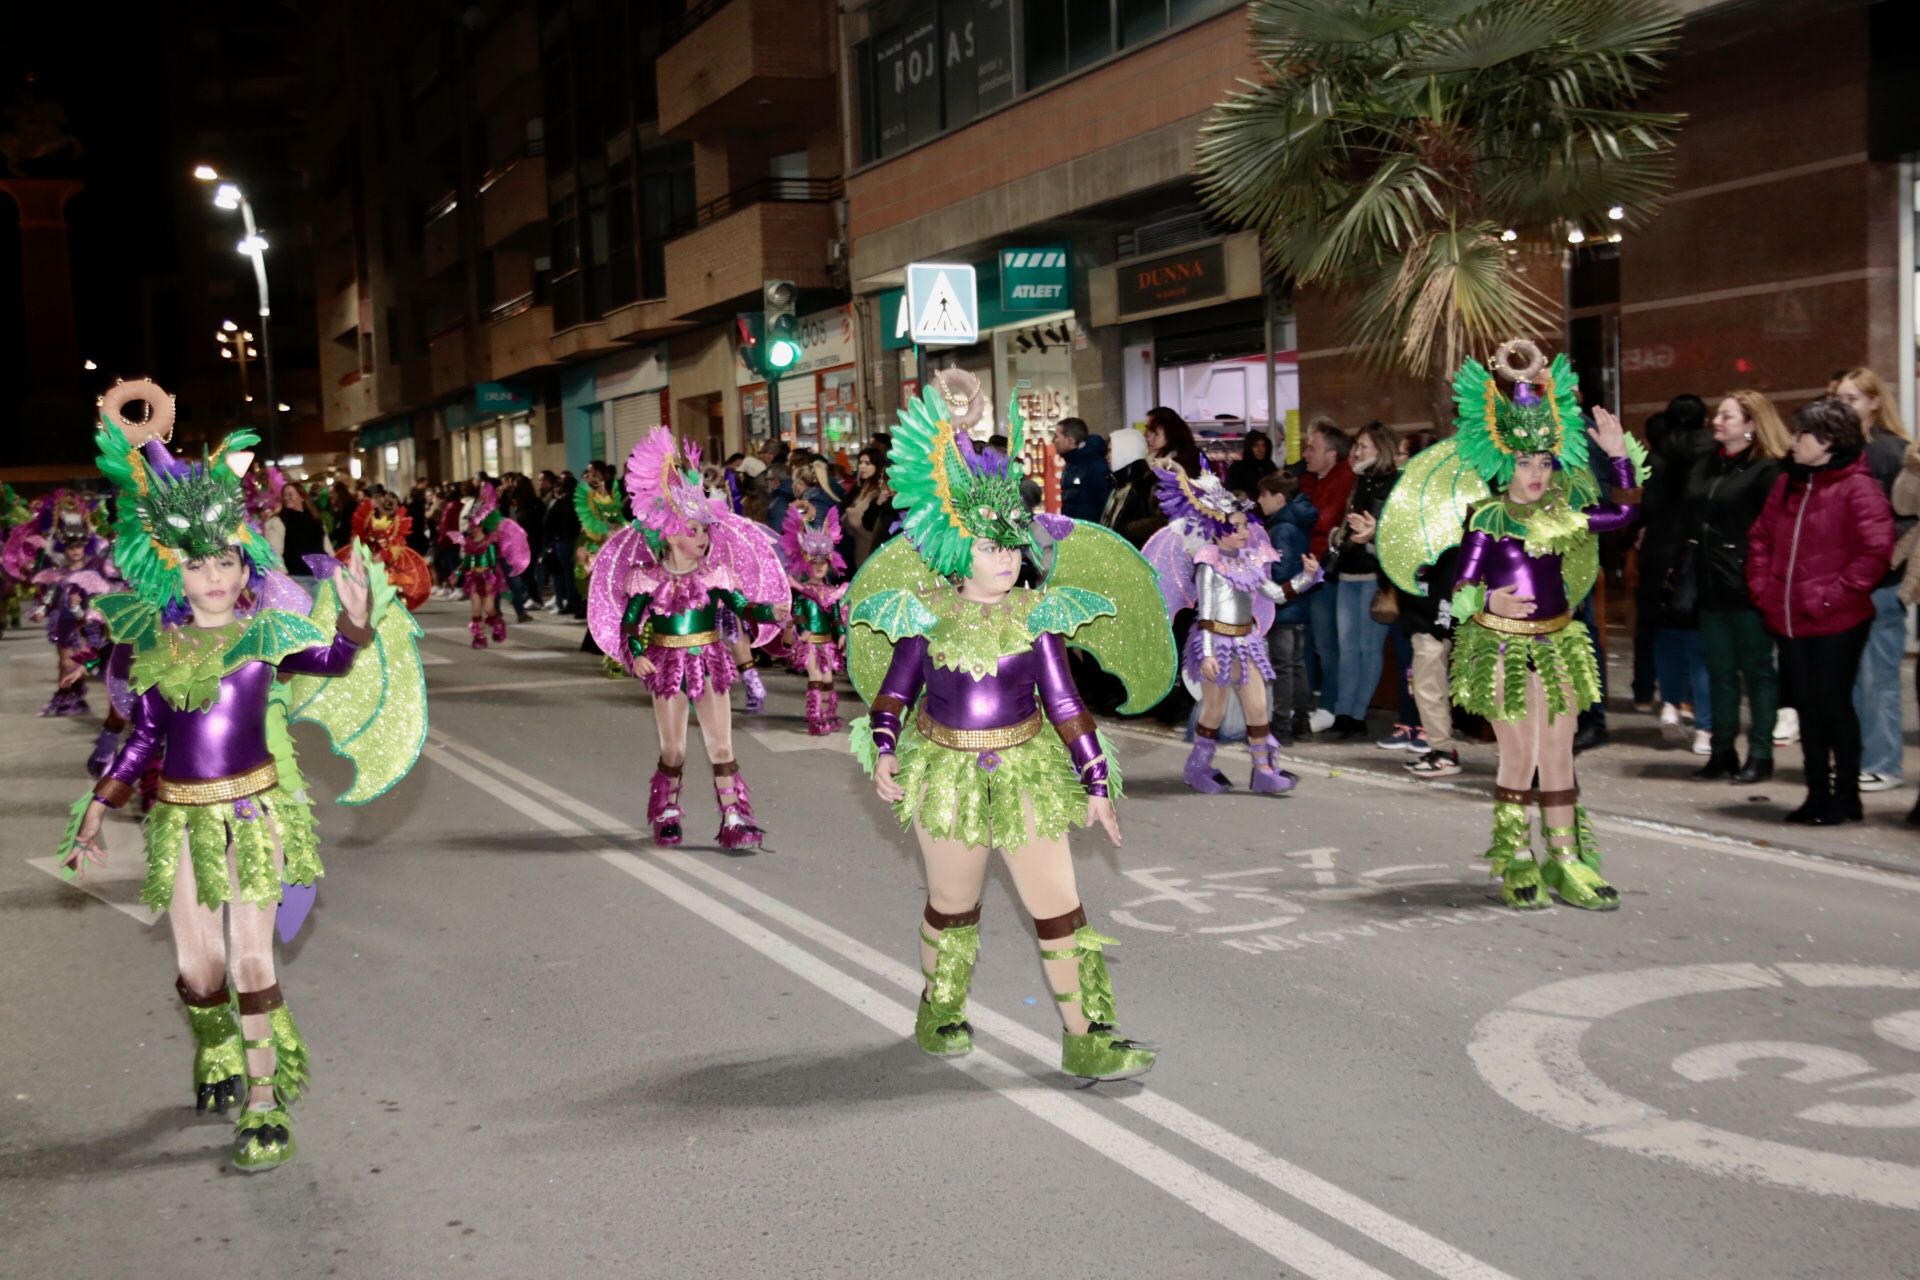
870 694 907 717
336 614 374 647
1611 487 1643 505
1278 580 1300 603
1052 710 1096 743
93 777 134 809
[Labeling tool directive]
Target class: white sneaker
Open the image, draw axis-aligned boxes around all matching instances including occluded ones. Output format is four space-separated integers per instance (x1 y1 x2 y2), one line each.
1860 771 1903 793
1659 703 1687 744
1773 707 1800 745
1691 729 1712 755
1308 709 1335 733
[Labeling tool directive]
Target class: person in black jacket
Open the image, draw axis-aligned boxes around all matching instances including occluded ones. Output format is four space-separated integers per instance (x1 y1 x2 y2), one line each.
1326 422 1399 738
1225 431 1279 498
543 472 583 617
1686 391 1789 781
1051 418 1111 522
1640 394 1717 749
1101 427 1157 546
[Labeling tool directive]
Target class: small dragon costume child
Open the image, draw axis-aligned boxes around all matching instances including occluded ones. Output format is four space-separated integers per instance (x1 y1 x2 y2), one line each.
847 380 1176 1080
455 480 531 647
780 499 849 736
1378 342 1645 911
60 379 427 1172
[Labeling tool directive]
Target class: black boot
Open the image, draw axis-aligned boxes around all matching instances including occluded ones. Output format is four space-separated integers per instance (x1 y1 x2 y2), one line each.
1733 756 1773 784
1290 710 1312 740
1785 784 1831 824
1693 750 1739 780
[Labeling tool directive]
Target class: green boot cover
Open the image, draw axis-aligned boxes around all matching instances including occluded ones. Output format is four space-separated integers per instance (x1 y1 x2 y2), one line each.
1573 804 1602 872
1499 857 1549 910
231 1103 294 1173
265 1005 312 1103
915 923 979 1056
1542 854 1620 911
1044 927 1156 1080
1484 801 1532 880
179 986 245 1114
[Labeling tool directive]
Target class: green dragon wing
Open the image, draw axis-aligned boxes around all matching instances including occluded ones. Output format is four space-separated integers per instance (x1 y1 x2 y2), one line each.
283 552 428 805
1378 438 1490 596
93 593 164 650
1038 522 1175 714
844 536 944 702
225 608 329 667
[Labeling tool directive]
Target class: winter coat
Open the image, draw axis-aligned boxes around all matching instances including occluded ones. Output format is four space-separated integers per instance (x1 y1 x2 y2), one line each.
1638 425 1716 610
1865 427 1915 587
1330 465 1397 578
1683 448 1780 613
1225 451 1278 499
1102 458 1157 546
1297 460 1354 560
1746 449 1896 639
1396 545 1460 640
1262 494 1319 626
1057 437 1113 523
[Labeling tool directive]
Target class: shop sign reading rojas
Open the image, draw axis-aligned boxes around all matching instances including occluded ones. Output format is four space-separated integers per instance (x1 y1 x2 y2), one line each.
736 304 856 387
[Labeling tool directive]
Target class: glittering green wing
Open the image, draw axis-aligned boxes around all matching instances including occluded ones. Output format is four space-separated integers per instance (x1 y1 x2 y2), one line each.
845 536 943 702
1040 522 1176 714
1378 439 1490 596
1026 585 1115 638
93 593 163 649
283 558 428 805
225 608 329 667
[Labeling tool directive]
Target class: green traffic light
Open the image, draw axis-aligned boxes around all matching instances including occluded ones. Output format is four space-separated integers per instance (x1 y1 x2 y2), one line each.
766 338 802 370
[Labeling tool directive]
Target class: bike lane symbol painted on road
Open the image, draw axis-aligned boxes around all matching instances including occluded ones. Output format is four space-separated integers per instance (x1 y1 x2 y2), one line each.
1468 963 1920 1209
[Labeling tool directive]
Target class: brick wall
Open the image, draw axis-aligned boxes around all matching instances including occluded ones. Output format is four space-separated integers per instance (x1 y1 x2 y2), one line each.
658 0 833 136
664 202 836 319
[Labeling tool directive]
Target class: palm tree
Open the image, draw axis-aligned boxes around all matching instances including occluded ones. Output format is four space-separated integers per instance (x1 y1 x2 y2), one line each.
1196 0 1684 416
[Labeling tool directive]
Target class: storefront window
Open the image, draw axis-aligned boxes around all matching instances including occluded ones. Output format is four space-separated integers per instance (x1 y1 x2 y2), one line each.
481 427 500 477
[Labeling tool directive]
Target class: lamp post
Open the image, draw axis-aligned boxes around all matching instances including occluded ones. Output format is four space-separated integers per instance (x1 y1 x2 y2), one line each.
215 321 258 426
194 166 281 460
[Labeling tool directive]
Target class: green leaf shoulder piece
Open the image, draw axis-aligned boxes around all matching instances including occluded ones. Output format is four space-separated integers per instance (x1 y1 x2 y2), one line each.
224 609 330 668
93 593 164 650
849 586 940 641
1026 585 1116 639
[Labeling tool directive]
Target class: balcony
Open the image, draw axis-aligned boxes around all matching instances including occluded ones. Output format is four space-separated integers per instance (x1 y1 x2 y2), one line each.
548 319 627 362
423 192 463 277
657 0 834 138
487 296 555 380
429 327 475 401
321 280 359 343
326 369 380 433
604 299 685 344
481 153 546 249
664 180 838 320
473 6 538 107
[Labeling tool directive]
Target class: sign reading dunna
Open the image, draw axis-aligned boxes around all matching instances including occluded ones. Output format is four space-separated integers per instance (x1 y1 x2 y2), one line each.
906 262 980 345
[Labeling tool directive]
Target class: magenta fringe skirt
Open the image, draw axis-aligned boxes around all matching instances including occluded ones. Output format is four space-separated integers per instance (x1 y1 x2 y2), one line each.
639 641 736 700
461 566 507 599
787 637 844 677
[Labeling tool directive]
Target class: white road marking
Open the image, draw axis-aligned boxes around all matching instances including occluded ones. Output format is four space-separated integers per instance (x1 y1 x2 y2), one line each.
1872 1010 1920 1055
421 738 1403 1280
429 728 1523 1280
419 654 452 666
501 649 566 660
26 806 160 926
428 676 624 696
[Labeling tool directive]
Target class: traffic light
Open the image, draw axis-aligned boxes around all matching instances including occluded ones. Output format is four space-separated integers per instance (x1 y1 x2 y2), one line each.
735 312 766 376
763 279 800 373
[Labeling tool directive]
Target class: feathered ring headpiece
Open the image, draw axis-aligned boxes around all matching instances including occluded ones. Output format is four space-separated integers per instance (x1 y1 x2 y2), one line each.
624 426 721 553
1452 339 1587 488
1153 465 1250 543
93 378 279 609
887 383 1033 578
781 499 844 576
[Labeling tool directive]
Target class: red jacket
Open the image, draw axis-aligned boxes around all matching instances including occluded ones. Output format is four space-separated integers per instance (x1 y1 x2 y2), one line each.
1299 460 1354 560
1746 452 1895 639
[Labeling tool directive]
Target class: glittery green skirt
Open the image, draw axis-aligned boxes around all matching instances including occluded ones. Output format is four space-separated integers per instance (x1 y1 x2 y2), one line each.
851 716 1123 849
141 785 321 912
1450 618 1602 724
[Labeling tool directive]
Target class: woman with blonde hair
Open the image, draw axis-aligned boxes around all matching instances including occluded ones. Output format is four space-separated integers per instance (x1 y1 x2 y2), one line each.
1834 367 1912 794
1685 390 1790 781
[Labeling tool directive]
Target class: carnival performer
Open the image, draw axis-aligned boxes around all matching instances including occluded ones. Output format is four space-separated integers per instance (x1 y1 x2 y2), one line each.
0 481 31 633
1144 468 1320 795
58 378 427 1172
1378 341 1644 911
454 480 531 648
779 498 849 735
846 384 1176 1081
31 522 115 719
337 488 432 611
587 428 789 849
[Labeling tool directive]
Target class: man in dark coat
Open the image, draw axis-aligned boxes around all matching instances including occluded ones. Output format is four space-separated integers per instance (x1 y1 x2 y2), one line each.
1051 418 1112 523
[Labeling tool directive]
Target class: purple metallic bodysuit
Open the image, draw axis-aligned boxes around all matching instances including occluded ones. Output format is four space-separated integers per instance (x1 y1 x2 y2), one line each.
868 629 1109 797
1452 455 1642 607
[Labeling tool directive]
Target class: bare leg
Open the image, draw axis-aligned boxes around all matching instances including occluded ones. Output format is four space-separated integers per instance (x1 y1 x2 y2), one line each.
997 831 1092 1033
1197 681 1230 731
167 840 228 1000
229 894 281 1108
691 686 734 764
652 692 692 768
915 829 991 986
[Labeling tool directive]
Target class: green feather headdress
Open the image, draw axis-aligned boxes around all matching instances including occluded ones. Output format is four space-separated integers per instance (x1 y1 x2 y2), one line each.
1453 341 1587 488
887 384 1033 578
94 382 281 610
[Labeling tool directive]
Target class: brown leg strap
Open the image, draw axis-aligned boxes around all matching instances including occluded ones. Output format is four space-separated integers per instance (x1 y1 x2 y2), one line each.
1194 722 1219 741
735 656 756 671
924 901 982 930
176 976 230 1008
1247 721 1272 742
1033 904 1088 942
712 760 739 778
1536 787 1579 807
809 680 832 691
657 758 684 778
1494 785 1536 805
236 985 285 1016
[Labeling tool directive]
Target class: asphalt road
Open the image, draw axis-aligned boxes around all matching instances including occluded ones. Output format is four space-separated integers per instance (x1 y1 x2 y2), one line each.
3 600 1915 1280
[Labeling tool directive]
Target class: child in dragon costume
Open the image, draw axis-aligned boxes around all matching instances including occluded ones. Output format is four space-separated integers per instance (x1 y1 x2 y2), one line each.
338 489 432 611
25 494 116 719
780 498 849 736
1143 468 1320 796
847 384 1177 1081
60 378 427 1172
587 428 789 849
455 480 531 648
1377 341 1644 911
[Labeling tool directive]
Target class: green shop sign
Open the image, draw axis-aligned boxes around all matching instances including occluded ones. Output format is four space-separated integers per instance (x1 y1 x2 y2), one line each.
476 381 532 414
998 246 1070 312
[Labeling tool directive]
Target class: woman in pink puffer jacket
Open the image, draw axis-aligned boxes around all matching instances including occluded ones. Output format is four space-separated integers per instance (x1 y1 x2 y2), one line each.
1747 397 1896 825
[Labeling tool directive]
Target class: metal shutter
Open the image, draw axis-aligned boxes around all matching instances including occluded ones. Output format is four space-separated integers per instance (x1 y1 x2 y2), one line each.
607 391 664 468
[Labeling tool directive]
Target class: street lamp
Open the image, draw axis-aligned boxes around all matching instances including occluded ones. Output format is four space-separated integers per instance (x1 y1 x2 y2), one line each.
194 166 281 458
216 322 253 418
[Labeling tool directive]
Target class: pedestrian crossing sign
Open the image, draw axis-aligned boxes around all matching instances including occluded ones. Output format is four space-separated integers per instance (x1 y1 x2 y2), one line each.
906 262 979 346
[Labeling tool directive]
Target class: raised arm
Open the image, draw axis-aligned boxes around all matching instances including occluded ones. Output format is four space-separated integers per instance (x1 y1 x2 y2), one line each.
866 634 929 758
276 615 373 678
1034 631 1109 799
1585 453 1644 536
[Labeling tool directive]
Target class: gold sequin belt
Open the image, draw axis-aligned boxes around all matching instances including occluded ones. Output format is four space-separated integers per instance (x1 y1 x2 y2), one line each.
795 632 837 645
1473 611 1571 636
157 761 279 806
1197 619 1254 637
915 708 1044 751
650 630 720 649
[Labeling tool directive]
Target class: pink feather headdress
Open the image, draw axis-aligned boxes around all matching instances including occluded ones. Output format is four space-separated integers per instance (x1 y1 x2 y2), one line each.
780 499 845 576
624 427 720 540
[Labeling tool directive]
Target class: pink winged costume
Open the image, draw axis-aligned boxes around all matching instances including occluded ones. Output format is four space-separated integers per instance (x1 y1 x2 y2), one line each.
455 481 531 647
780 501 849 735
587 428 787 849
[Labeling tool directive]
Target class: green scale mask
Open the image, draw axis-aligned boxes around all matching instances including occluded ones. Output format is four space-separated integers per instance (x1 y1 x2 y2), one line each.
889 382 1036 578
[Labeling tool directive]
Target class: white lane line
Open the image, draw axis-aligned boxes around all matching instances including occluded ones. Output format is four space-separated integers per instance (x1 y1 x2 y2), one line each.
421 740 1399 1280
501 649 566 661
427 676 622 696
420 654 452 666
1100 722 1920 894
430 729 1520 1280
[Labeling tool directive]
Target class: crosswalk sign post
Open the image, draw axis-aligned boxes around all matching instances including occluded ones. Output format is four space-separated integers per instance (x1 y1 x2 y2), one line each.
906 262 980 346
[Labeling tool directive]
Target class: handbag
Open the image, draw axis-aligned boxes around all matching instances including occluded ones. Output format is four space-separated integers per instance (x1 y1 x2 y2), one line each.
1661 538 1701 627
1368 583 1400 625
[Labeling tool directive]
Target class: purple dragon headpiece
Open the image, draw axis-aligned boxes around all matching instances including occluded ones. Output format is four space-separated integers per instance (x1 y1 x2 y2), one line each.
780 499 845 577
1153 465 1250 543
